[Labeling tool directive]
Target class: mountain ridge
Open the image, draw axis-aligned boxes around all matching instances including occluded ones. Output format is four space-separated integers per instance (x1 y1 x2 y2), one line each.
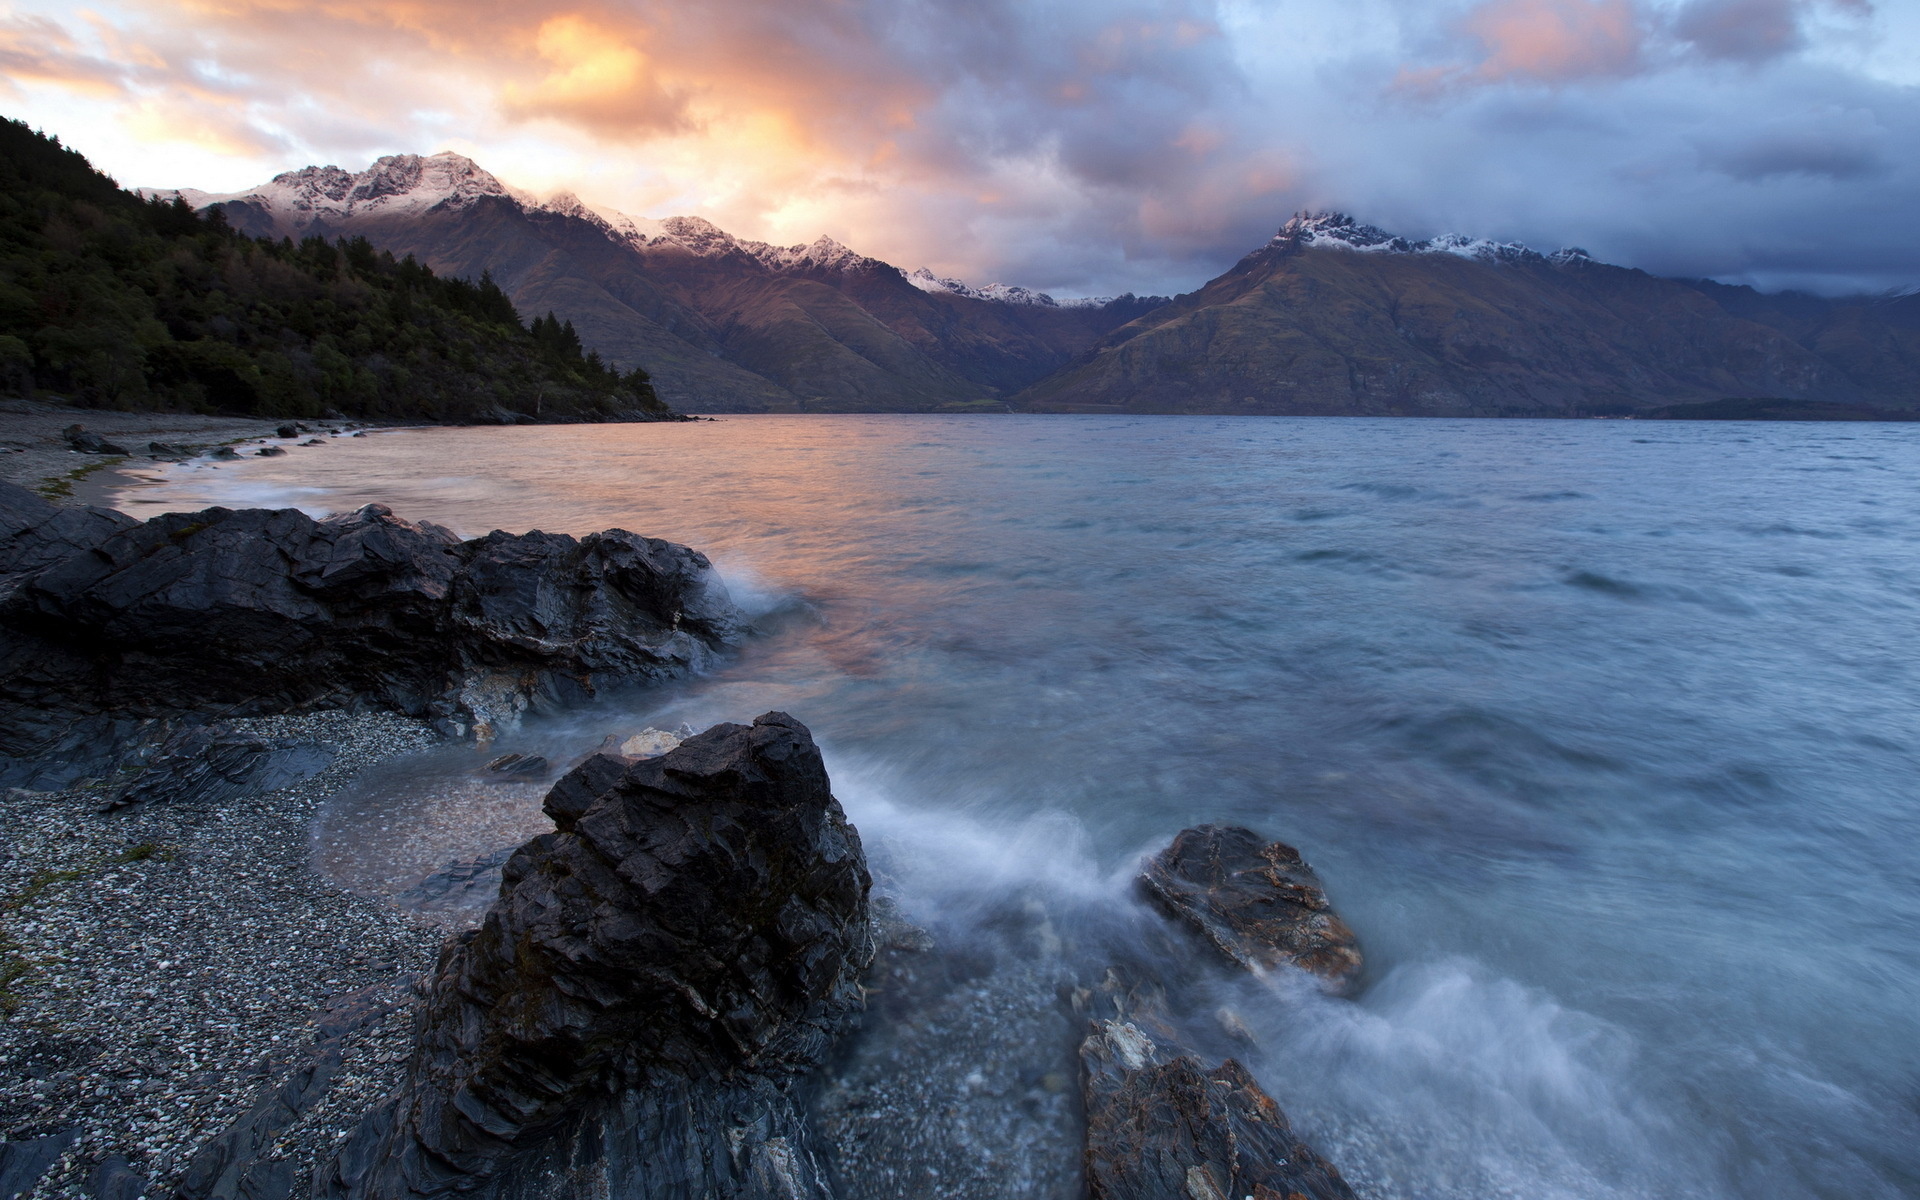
147 152 1166 413
148 153 1920 415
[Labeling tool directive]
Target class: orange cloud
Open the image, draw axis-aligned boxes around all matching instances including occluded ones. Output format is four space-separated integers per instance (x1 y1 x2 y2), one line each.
500 14 688 137
1398 0 1646 93
0 14 128 96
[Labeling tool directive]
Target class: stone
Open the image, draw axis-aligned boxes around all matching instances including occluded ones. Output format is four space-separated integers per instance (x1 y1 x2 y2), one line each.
103 724 334 811
0 483 745 780
619 727 682 757
275 424 298 438
255 446 286 457
87 1156 151 1200
481 752 547 777
1141 825 1362 993
1080 973 1355 1200
212 446 241 459
317 712 872 1200
61 424 129 455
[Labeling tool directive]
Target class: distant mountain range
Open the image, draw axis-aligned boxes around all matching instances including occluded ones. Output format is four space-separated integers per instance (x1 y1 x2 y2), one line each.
154 157 1920 415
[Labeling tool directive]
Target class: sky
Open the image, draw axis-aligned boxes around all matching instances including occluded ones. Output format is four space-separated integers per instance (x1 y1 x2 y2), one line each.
1 0 1915 298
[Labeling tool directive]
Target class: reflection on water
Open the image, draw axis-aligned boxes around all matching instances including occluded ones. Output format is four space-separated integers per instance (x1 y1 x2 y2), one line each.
112 416 1920 1199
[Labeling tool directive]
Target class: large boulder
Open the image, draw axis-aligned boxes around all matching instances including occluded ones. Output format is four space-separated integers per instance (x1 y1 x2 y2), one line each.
1141 825 1362 993
315 712 873 1200
0 482 744 784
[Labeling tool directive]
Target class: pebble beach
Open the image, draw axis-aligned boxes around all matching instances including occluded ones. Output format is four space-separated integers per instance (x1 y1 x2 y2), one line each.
0 711 445 1200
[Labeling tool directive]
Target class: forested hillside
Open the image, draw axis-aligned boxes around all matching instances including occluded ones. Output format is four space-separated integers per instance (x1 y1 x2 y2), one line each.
0 119 672 422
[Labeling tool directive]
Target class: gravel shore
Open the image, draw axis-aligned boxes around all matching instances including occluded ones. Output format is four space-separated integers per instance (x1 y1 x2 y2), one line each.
0 710 452 1200
0 399 357 502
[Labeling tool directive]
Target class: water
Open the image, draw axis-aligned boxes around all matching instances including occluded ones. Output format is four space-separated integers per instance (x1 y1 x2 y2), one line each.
108 416 1920 1199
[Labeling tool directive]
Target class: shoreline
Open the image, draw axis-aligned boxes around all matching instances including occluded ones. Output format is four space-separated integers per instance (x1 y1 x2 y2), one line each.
0 400 352 505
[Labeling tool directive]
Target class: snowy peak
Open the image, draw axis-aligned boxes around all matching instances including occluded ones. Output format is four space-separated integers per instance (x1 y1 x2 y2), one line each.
1271 212 1590 267
906 267 1116 309
143 152 525 221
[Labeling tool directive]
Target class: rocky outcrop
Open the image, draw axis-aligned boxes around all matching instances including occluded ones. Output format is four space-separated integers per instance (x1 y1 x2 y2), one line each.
316 712 872 1200
1142 825 1362 994
1082 1013 1355 1200
0 482 744 785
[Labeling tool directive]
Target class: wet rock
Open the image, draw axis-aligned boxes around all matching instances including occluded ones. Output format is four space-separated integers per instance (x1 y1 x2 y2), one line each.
275 424 298 439
255 446 286 457
147 440 202 459
317 712 872 1200
394 848 516 910
104 724 334 812
0 483 745 779
62 424 129 455
212 446 241 459
480 752 547 777
1080 974 1355 1200
1141 825 1362 993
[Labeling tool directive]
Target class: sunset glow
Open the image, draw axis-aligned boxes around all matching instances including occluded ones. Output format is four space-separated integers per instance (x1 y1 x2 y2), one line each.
1 0 1916 295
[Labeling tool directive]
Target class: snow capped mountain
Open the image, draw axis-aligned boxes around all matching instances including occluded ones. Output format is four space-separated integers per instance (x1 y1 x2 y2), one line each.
905 268 1116 309
1272 212 1591 267
143 152 532 221
145 150 1143 306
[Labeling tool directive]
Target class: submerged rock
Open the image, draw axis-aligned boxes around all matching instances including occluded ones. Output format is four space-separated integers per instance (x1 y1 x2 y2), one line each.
0 482 744 783
1141 824 1362 993
316 712 872 1200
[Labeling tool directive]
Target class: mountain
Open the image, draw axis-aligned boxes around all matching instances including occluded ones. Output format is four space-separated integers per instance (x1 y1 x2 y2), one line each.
0 120 671 423
153 157 1920 417
1013 214 1920 415
154 154 1166 413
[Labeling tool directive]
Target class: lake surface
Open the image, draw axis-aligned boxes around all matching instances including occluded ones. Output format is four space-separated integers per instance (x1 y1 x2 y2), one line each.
110 415 1920 1200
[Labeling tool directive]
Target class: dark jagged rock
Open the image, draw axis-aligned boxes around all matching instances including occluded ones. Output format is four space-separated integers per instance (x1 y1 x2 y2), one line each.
1079 973 1355 1200
255 446 287 456
104 724 334 812
316 712 872 1200
0 482 744 783
1141 825 1362 993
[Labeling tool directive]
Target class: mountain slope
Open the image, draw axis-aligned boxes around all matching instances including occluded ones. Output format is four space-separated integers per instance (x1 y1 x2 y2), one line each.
1014 215 1920 415
166 156 1163 413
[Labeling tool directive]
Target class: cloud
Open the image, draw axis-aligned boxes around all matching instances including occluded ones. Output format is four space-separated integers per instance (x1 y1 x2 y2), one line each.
499 15 688 137
1672 0 1806 62
1696 108 1886 180
0 14 130 96
0 0 1913 296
